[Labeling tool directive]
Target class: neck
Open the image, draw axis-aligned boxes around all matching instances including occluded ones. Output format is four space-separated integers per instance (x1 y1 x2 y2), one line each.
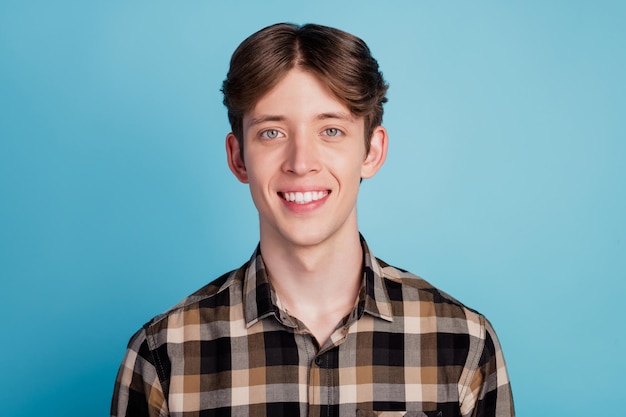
259 228 363 344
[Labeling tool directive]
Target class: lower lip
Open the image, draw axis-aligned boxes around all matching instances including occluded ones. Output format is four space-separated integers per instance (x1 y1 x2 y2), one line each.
280 192 330 213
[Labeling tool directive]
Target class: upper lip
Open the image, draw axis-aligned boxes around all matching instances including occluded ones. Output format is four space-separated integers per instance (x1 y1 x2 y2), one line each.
278 184 330 192
277 184 331 195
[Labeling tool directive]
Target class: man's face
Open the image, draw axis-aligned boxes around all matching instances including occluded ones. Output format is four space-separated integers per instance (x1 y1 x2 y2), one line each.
226 68 386 249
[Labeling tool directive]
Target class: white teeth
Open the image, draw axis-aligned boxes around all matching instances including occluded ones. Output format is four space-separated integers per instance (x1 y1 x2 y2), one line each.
282 191 328 204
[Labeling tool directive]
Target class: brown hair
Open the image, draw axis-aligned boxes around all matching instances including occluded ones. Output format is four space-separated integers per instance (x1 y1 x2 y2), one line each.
221 23 388 156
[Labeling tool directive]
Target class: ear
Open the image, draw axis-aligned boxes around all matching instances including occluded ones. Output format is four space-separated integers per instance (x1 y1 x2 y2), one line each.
361 126 388 179
226 132 249 183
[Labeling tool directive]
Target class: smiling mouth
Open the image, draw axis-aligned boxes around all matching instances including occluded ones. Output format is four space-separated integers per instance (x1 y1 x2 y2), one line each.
279 191 329 204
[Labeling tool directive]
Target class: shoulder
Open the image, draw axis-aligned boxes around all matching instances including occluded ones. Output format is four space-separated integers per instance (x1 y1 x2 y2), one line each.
377 258 486 337
140 262 247 339
118 264 250 388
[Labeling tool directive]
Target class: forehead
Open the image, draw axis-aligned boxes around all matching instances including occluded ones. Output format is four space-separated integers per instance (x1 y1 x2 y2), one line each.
245 68 354 123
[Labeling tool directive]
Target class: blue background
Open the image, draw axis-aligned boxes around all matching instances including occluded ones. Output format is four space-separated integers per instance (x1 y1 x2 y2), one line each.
1 1 624 416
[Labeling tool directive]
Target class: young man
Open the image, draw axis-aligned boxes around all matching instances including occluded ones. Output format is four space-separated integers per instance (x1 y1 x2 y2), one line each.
112 23 514 417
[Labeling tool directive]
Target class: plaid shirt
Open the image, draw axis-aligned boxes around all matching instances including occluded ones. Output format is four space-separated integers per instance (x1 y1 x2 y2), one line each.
112 238 514 417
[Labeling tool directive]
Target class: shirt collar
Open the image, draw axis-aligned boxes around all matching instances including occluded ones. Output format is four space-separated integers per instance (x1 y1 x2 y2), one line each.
242 245 286 328
360 236 394 322
242 235 394 328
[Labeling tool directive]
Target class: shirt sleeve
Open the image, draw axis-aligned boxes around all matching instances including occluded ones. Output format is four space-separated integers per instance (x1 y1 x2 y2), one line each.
461 318 515 417
111 328 169 417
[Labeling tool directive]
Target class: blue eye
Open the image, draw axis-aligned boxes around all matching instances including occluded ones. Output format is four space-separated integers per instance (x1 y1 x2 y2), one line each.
261 129 280 139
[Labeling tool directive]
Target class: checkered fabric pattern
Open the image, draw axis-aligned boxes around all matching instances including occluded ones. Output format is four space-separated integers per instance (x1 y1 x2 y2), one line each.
111 238 514 417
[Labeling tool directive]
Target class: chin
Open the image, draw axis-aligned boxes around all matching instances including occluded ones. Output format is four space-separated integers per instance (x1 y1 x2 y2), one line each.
278 227 333 249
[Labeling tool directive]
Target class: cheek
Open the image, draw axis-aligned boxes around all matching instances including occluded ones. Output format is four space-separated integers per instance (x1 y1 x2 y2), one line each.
245 161 278 197
346 155 368 177
328 152 361 173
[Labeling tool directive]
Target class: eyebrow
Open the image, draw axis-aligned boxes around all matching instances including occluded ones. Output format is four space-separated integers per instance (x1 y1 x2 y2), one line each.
248 115 286 127
316 112 355 122
248 112 354 127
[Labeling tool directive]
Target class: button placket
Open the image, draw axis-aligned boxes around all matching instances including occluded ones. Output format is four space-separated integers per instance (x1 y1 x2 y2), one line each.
314 355 324 367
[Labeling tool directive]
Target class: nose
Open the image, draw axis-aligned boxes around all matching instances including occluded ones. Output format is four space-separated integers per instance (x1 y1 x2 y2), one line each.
281 132 321 175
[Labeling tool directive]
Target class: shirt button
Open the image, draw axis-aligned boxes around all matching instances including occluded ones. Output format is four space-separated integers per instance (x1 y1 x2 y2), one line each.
315 356 323 367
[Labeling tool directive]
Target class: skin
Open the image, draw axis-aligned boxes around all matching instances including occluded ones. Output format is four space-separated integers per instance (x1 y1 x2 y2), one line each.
226 68 388 344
